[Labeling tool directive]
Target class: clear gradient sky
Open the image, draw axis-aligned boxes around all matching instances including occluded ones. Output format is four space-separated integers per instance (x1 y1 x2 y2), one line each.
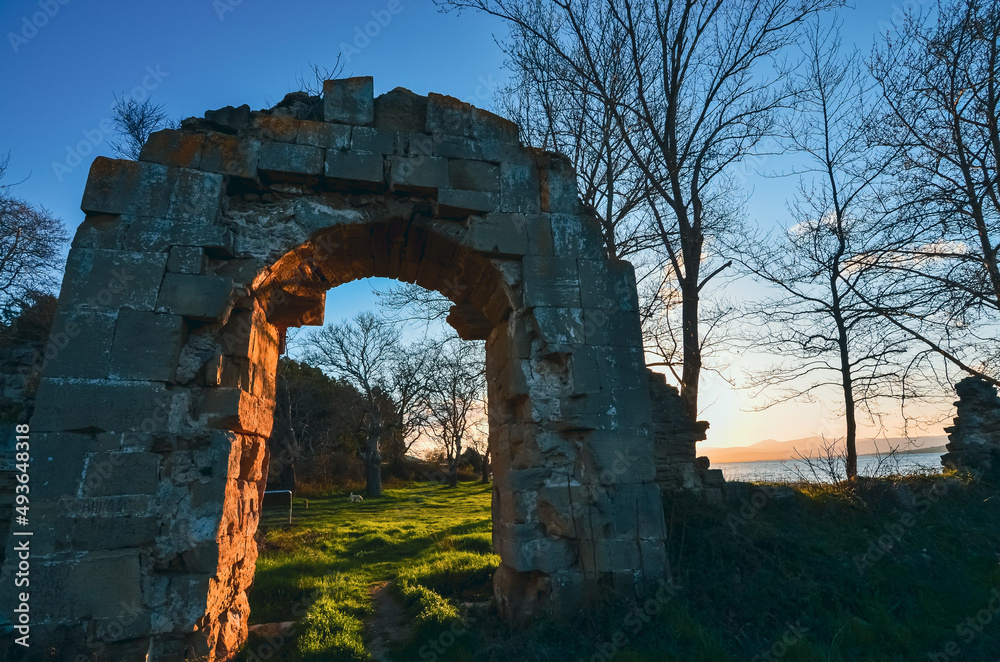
0 0 945 447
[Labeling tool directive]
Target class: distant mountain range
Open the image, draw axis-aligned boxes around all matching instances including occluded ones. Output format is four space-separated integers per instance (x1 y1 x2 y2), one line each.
702 435 949 464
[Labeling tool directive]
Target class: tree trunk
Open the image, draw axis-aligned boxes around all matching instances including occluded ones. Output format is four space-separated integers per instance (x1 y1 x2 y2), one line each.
364 430 382 498
834 311 858 481
679 286 701 420
480 449 489 483
448 466 458 488
844 397 858 481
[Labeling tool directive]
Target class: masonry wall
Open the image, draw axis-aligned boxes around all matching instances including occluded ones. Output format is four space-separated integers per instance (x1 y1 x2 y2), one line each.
942 376 1000 478
0 78 673 661
647 370 723 498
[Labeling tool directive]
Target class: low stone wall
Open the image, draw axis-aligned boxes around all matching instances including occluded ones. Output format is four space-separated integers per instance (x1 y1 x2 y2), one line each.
647 370 723 498
942 376 1000 477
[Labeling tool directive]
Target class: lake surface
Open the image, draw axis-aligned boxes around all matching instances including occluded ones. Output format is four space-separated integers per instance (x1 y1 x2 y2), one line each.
712 452 945 483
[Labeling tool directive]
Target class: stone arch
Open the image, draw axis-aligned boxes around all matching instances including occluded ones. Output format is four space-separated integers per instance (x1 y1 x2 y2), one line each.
3 79 667 660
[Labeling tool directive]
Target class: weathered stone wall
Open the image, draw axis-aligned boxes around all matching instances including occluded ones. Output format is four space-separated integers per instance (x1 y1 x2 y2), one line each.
0 77 672 660
0 340 42 423
647 371 723 498
942 376 1000 477
0 341 44 584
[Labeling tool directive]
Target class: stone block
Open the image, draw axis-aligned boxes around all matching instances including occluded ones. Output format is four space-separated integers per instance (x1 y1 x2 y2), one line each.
139 129 205 169
531 307 584 353
495 485 538 524
602 483 667 539
163 573 212 630
323 76 375 125
522 256 581 308
200 133 260 179
81 451 159 497
258 142 324 176
59 248 167 312
579 259 639 312
167 246 206 274
425 93 519 142
81 157 166 216
550 213 604 258
389 155 448 191
374 87 428 132
570 347 603 396
449 159 500 191
296 120 351 149
166 168 226 223
217 258 263 286
559 392 616 431
611 386 656 428
204 104 252 132
596 346 646 388
87 608 152 645
71 214 126 250
123 218 235 254
293 197 366 235
67 515 160 550
535 482 605 535
578 539 664 575
576 435 656 485
517 215 551 260
156 273 235 321
494 524 576 573
109 309 186 381
537 152 581 213
82 160 224 223
198 387 275 438
583 308 643 347
434 135 529 163
493 466 550 493
352 126 405 154
251 114 301 143
460 213 528 256
325 150 384 183
438 189 497 216
500 162 541 214
43 307 117 379
33 551 142 620
31 433 92 500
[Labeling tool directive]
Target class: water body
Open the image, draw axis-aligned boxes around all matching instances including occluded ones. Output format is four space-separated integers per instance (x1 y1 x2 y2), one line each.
712 452 945 483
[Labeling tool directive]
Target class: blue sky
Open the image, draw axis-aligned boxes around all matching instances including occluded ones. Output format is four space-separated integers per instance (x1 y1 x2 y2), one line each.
1 0 944 447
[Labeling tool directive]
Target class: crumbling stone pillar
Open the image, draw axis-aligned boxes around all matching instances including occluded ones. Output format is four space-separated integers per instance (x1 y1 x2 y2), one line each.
1 77 673 660
647 371 723 497
942 376 1000 477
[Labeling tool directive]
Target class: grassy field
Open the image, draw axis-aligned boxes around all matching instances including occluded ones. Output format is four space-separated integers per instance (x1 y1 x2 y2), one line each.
235 474 1000 662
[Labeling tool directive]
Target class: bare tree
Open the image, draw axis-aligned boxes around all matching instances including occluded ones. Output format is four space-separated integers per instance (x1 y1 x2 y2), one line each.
420 339 486 487
496 13 650 260
733 23 910 479
371 281 453 327
0 154 67 321
304 312 428 497
109 94 169 160
864 0 1000 383
440 0 841 418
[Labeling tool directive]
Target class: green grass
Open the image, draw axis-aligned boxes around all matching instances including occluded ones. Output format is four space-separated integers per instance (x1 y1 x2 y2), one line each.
234 481 496 661
235 475 1000 662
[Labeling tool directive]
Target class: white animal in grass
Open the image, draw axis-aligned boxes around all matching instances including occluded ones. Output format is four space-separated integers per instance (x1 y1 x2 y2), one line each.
348 493 363 503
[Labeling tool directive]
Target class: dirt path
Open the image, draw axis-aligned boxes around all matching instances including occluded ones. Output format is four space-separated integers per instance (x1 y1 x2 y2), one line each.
364 581 410 662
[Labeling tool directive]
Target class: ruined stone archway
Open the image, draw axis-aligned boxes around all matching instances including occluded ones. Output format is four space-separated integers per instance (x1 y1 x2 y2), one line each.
2 79 668 660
